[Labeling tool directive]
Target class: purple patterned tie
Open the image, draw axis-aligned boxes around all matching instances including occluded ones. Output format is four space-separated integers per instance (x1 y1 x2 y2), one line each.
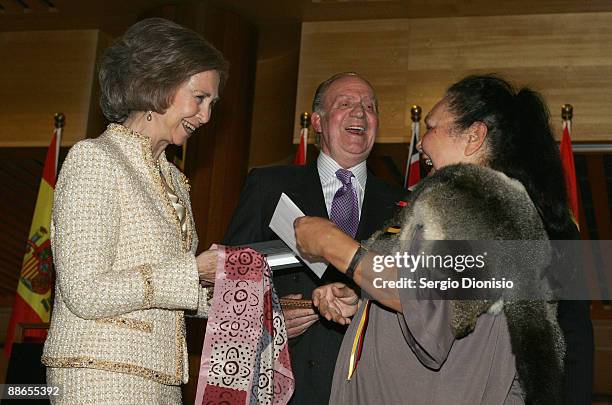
329 169 359 237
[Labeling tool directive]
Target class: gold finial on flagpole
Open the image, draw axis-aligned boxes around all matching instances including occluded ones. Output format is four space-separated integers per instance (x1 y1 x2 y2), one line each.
54 112 65 129
300 112 310 129
411 105 422 122
561 104 573 121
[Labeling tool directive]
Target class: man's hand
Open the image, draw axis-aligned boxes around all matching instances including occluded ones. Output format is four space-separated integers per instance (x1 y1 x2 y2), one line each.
282 294 319 338
313 283 359 325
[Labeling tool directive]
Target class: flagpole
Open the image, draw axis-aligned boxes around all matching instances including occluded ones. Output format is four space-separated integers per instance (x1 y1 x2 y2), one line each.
300 112 310 128
54 113 64 177
562 104 572 133
300 112 310 155
404 105 421 187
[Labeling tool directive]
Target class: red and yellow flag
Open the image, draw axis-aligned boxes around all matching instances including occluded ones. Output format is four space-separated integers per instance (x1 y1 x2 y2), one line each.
4 127 60 356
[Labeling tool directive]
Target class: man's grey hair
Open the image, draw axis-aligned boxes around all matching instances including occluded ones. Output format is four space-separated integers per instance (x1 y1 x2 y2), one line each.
311 72 378 116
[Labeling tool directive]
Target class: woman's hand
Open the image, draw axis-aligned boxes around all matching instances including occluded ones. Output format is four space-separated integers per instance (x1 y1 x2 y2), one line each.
294 216 342 261
312 283 359 325
196 248 217 286
294 216 360 274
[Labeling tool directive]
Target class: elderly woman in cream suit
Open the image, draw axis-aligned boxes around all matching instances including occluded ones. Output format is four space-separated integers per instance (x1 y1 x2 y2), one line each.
42 18 228 404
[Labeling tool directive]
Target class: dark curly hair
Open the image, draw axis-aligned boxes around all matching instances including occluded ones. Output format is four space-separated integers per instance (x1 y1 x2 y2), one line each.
98 18 229 123
444 74 574 239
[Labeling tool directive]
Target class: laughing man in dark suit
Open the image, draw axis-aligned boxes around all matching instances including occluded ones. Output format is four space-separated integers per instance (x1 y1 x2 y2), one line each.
223 72 406 404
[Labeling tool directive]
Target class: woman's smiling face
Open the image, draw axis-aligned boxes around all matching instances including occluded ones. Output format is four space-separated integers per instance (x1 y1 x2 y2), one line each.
418 99 472 170
159 70 220 146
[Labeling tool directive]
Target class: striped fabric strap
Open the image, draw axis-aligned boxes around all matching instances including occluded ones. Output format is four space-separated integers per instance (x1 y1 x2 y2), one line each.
347 299 372 380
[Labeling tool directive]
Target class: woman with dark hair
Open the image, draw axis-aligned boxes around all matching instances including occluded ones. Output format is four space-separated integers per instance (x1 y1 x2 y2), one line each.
442 75 594 404
294 74 588 404
42 18 228 403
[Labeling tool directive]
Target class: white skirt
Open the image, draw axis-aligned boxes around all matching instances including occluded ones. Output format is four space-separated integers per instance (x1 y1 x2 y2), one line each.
46 367 182 405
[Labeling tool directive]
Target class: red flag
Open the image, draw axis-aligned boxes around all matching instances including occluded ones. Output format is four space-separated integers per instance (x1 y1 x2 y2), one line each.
559 120 579 222
5 127 60 356
404 121 421 189
293 127 308 166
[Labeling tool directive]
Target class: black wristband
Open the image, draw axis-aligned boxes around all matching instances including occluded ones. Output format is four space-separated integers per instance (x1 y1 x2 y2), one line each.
346 245 368 279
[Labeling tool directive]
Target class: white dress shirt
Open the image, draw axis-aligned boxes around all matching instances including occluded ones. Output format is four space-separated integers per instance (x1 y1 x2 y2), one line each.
317 152 367 220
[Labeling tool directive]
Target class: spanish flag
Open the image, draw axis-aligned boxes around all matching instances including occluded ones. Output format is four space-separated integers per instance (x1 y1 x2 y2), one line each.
4 126 61 356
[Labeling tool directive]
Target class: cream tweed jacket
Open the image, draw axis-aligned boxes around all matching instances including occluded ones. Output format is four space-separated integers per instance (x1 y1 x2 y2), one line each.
42 123 211 385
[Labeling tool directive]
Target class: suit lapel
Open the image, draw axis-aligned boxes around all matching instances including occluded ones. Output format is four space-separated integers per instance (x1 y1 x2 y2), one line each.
356 173 398 241
285 160 328 219
282 160 332 277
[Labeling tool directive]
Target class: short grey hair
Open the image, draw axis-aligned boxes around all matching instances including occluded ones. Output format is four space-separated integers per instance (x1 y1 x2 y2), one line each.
98 18 229 123
311 72 378 115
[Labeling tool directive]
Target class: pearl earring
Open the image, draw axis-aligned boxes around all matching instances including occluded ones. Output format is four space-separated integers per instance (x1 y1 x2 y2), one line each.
146 111 152 121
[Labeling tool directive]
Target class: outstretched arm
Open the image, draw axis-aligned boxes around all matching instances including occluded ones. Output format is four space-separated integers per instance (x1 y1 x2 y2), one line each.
294 216 401 312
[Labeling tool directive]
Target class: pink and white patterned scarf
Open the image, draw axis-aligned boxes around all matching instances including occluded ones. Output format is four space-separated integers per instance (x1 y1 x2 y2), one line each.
195 246 294 404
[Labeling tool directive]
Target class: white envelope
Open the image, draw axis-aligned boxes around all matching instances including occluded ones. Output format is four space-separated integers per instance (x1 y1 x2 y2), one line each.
269 193 328 278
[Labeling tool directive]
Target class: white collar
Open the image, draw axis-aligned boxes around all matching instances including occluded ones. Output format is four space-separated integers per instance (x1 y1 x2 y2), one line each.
317 152 367 191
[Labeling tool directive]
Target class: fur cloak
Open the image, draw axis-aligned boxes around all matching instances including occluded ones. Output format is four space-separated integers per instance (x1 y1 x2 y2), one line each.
368 164 565 404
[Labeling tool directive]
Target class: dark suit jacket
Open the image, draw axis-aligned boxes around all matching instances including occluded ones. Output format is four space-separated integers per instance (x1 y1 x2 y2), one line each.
223 160 406 405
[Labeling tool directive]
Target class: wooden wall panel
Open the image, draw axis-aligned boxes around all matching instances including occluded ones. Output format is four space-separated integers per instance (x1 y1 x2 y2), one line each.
248 23 302 168
297 20 410 143
406 14 612 70
0 30 109 147
296 12 612 143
